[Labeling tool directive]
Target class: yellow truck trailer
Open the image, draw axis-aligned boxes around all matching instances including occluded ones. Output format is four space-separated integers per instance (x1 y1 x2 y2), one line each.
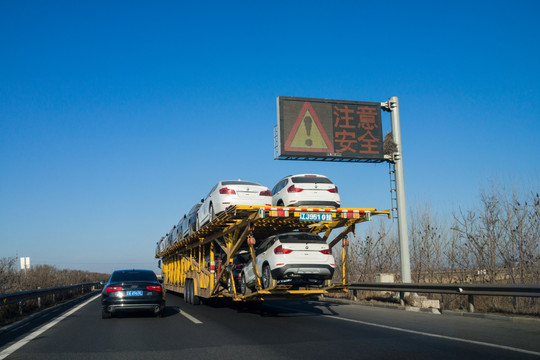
155 205 390 304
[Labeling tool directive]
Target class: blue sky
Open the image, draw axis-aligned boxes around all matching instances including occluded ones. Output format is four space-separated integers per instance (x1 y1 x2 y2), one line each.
1 1 538 273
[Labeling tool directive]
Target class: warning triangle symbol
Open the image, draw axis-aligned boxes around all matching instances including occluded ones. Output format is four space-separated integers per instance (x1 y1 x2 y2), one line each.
284 102 334 153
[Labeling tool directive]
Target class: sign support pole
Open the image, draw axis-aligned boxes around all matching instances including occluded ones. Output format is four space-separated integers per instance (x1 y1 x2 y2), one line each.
384 96 411 283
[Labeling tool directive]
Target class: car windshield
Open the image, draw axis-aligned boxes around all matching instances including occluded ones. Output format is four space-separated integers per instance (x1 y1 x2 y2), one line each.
110 270 157 282
278 233 325 243
291 176 333 184
221 181 261 186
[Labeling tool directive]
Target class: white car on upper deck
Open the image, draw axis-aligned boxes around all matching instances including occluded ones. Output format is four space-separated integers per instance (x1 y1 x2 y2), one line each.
197 180 272 227
271 174 340 208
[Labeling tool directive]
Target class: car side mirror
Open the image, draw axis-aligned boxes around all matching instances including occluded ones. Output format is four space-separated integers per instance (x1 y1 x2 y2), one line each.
201 198 204 203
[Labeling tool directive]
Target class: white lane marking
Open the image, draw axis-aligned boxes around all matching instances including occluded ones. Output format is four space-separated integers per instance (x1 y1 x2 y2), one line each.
327 313 540 357
179 309 203 324
0 294 101 360
269 304 540 356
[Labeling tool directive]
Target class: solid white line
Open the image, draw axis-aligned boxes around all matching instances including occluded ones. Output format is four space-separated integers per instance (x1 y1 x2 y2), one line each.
326 314 540 357
179 309 203 324
268 303 540 356
0 294 101 360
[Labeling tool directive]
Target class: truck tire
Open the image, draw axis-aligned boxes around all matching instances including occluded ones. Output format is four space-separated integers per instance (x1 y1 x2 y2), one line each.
184 279 191 303
191 280 200 305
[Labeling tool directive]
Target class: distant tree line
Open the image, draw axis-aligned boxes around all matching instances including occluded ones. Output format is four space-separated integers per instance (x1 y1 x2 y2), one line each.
335 184 539 314
0 261 108 326
0 259 108 293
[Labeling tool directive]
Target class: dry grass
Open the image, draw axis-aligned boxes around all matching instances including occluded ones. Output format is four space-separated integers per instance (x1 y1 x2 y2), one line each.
0 260 108 326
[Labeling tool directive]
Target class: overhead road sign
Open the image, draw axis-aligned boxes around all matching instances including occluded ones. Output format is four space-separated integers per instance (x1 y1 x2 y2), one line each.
276 96 385 162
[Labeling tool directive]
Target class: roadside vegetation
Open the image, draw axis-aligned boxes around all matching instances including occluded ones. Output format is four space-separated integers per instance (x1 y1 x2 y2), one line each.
0 262 108 326
334 184 539 316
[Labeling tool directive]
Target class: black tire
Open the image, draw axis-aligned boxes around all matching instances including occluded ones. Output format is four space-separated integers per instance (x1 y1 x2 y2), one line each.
240 273 247 295
101 307 111 319
262 265 274 289
184 279 191 303
190 280 200 305
277 200 284 207
192 289 200 306
210 204 215 222
227 274 233 293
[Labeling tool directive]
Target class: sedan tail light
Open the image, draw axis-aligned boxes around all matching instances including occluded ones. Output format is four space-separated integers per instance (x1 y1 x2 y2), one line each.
259 189 272 196
274 245 293 254
219 187 236 195
328 186 338 193
105 286 123 293
320 248 332 255
146 285 163 292
287 185 303 193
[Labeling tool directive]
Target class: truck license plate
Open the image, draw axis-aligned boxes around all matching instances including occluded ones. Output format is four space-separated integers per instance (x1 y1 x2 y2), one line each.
299 213 333 221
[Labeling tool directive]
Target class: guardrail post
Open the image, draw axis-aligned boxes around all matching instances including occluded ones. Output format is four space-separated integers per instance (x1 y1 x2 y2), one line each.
399 291 405 306
468 295 475 313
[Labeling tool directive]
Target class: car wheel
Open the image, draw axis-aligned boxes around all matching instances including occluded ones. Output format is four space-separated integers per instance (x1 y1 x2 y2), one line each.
240 273 247 295
210 204 215 221
227 274 233 293
277 200 284 207
101 306 111 319
262 265 274 289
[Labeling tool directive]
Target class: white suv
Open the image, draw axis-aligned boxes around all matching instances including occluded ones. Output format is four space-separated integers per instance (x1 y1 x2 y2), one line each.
271 174 340 208
240 232 335 294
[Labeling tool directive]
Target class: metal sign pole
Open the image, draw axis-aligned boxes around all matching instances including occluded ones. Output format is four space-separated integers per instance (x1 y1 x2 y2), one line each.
386 96 412 283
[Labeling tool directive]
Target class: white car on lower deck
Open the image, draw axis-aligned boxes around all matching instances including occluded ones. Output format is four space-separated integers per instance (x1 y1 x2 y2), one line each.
240 231 335 294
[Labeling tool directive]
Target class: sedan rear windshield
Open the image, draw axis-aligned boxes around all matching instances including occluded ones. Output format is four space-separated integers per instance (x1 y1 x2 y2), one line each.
278 233 325 243
222 181 261 186
291 176 333 184
110 270 157 282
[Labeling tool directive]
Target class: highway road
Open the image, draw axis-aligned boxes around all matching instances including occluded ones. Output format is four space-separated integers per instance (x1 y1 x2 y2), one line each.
1 292 539 359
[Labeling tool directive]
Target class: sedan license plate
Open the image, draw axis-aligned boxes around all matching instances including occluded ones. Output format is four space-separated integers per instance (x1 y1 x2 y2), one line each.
299 213 333 221
126 290 143 297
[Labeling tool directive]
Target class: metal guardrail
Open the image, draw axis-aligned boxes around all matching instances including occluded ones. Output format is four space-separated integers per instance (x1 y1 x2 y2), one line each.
348 282 540 312
0 282 101 307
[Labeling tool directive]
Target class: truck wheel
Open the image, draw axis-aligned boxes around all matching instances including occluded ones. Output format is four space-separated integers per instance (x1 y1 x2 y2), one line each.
262 265 274 289
191 280 200 305
184 279 191 303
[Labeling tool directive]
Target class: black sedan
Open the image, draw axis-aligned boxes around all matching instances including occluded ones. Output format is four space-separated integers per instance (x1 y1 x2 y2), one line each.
101 269 165 318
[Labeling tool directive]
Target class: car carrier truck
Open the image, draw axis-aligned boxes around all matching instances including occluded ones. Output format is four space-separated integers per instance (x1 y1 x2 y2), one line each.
155 205 390 304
